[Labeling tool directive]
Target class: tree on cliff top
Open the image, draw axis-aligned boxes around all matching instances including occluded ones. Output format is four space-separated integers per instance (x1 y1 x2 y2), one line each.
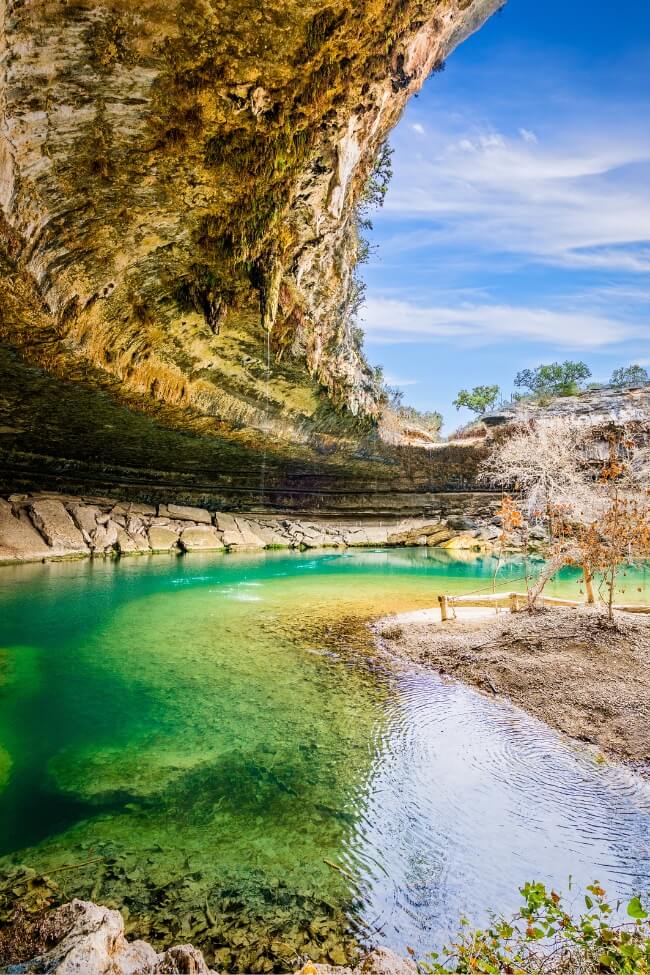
610 364 649 387
452 385 500 415
514 360 591 398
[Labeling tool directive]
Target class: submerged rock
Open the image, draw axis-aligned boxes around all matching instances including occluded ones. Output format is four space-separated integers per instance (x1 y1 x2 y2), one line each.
0 897 414 975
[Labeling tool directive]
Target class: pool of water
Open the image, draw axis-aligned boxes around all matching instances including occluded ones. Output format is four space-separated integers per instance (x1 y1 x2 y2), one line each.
0 549 649 970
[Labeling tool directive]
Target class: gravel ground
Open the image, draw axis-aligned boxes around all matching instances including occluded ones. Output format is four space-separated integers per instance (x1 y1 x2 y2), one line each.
373 606 650 774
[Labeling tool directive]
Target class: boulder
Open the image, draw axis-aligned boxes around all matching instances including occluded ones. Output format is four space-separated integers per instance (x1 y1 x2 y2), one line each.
221 524 265 550
29 499 88 554
91 520 119 553
0 499 52 562
6 898 413 975
301 533 331 548
127 501 157 516
179 526 225 551
214 512 238 532
246 521 291 547
115 527 151 554
67 504 102 537
2 899 214 975
440 533 483 551
343 530 369 546
160 503 211 524
148 527 181 552
425 528 455 546
447 515 477 531
234 518 266 547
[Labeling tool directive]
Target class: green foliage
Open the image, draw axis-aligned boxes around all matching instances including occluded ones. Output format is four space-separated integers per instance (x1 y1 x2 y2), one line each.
360 141 394 215
610 364 649 388
453 385 500 415
420 883 650 975
514 361 591 398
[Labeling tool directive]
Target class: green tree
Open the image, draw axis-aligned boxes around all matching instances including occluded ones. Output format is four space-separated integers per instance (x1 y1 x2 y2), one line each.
452 384 500 415
514 360 591 397
610 364 649 387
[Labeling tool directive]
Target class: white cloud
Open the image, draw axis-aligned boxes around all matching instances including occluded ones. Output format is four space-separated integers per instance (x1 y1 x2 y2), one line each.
381 116 650 275
361 297 639 348
411 122 425 135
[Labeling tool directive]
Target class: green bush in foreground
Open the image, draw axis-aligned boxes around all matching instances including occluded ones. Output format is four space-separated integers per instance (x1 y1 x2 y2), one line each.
418 883 650 975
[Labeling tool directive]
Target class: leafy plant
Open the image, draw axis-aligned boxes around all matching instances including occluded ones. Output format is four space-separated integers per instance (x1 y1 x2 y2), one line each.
610 364 649 388
419 883 650 974
453 385 500 415
514 361 591 399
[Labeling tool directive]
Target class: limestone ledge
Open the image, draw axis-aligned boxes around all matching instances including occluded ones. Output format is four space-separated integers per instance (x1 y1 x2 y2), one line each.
0 493 503 566
1 898 416 975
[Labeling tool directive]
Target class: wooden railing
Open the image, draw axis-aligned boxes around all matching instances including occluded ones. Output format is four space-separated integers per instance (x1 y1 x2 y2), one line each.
437 591 650 621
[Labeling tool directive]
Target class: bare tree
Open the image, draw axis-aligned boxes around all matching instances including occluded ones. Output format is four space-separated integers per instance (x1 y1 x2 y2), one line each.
480 418 650 614
479 417 595 522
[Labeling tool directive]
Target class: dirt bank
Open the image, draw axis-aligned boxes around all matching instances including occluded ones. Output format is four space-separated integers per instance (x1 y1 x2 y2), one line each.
374 606 650 773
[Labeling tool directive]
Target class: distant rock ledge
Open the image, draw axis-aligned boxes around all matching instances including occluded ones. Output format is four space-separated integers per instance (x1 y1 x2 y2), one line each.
0 492 505 566
0 898 416 975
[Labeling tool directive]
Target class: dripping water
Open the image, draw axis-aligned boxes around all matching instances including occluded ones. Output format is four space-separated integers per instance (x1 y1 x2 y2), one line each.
259 327 271 506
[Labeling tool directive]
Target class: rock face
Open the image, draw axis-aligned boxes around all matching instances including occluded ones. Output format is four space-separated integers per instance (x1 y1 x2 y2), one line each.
0 0 501 499
0 491 503 564
0 898 416 975
483 385 650 429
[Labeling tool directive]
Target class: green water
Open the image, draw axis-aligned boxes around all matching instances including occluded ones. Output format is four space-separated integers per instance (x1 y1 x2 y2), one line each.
1 550 649 970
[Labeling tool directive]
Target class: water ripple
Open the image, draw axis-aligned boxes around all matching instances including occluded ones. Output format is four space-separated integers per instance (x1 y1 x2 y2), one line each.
349 669 650 957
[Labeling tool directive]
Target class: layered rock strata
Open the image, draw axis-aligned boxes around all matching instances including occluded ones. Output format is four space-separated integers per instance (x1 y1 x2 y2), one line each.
0 491 503 564
0 0 502 489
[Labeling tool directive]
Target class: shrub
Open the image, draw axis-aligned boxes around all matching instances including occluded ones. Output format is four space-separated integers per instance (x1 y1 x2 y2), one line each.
419 882 650 974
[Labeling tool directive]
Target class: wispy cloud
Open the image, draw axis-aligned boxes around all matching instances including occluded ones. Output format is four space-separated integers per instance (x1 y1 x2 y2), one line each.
362 297 639 348
382 115 650 275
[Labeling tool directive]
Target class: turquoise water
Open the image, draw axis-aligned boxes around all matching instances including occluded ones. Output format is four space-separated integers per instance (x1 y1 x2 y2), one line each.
0 549 649 970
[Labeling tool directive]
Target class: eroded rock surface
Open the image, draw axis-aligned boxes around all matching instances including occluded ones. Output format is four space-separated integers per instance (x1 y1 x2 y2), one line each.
0 0 500 494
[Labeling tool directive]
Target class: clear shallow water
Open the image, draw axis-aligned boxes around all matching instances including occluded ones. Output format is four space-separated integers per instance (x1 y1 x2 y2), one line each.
0 549 649 970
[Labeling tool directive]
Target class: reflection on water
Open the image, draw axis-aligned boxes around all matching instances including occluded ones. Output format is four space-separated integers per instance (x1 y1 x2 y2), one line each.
0 550 649 970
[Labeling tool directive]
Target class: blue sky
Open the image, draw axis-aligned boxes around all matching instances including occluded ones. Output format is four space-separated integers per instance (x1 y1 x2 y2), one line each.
360 0 650 431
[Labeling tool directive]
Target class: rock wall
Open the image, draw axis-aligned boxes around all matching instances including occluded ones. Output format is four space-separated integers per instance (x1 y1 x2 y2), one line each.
0 0 501 495
0 491 502 564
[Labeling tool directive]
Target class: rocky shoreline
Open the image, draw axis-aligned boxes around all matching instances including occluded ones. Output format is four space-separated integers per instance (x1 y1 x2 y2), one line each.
0 492 503 566
0 897 415 975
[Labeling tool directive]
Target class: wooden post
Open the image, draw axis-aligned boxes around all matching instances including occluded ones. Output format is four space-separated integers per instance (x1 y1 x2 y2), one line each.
439 594 449 622
582 565 595 604
509 592 519 614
